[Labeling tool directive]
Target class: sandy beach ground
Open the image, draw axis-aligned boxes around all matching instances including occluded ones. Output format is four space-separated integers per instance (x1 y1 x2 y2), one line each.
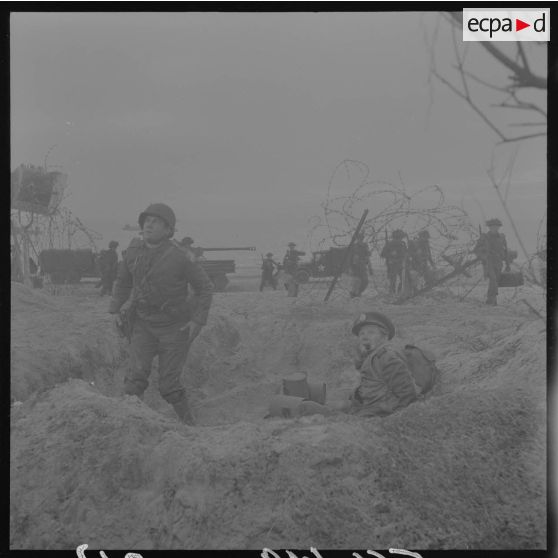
10 265 546 550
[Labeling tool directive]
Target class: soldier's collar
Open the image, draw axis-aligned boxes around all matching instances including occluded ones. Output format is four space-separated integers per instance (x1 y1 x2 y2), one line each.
143 238 172 250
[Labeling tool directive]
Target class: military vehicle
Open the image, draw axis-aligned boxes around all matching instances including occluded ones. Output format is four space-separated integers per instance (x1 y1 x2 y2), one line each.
195 247 256 291
37 245 256 291
295 247 350 283
38 248 99 284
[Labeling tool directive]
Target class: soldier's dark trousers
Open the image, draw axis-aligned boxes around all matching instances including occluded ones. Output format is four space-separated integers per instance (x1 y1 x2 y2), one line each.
260 272 277 291
357 271 369 296
349 271 368 297
387 267 402 294
99 274 115 296
125 317 191 405
285 274 299 297
486 261 503 305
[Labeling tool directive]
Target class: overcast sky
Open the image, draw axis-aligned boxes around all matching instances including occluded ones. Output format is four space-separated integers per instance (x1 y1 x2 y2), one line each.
11 11 546 257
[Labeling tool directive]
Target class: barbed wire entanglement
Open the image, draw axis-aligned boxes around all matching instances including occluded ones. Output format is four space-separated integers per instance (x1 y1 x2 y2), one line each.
294 160 480 302
11 206 102 263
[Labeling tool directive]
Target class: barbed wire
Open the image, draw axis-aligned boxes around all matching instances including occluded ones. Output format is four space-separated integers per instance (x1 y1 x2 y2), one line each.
286 160 480 301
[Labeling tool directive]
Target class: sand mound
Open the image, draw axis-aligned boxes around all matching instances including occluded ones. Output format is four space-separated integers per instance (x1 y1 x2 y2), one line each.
10 282 125 402
10 282 546 549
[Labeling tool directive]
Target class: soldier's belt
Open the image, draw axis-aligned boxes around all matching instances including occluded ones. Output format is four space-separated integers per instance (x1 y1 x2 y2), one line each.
136 300 162 314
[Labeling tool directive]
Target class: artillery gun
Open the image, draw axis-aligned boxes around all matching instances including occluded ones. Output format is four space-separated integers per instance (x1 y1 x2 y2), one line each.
195 246 256 291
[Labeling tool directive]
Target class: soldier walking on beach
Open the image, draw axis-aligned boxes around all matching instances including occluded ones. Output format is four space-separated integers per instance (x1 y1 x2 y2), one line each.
408 230 436 288
380 230 407 294
474 218 510 306
98 241 119 296
349 232 373 298
260 252 279 291
109 203 213 425
283 242 305 297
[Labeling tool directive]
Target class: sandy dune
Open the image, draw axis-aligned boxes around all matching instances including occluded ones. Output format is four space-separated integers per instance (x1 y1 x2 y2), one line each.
10 274 546 550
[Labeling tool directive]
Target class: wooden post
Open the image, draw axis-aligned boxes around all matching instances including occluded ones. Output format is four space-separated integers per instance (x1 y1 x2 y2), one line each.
324 209 369 302
22 231 32 287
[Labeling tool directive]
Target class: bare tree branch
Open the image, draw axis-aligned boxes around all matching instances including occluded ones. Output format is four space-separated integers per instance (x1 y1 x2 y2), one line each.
431 67 507 141
429 12 547 144
497 132 546 144
508 122 547 127
446 11 547 89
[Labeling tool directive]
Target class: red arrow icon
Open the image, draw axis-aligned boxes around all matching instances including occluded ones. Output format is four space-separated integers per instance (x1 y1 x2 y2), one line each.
516 19 530 31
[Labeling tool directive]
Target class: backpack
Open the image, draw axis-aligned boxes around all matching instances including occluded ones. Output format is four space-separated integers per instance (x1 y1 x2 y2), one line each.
403 344 440 394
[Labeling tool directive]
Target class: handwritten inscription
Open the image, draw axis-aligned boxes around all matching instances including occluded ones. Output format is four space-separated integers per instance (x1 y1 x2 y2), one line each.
262 547 423 558
76 544 422 558
76 544 143 558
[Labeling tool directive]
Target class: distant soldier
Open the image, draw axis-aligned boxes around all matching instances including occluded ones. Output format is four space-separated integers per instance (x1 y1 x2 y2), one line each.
193 247 206 262
474 218 510 306
98 241 119 296
283 242 305 297
109 203 213 425
380 230 407 294
260 252 279 291
348 232 373 298
408 230 436 287
178 236 196 262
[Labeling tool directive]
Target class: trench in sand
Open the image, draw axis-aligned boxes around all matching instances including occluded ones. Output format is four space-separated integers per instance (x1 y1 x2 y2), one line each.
10 281 547 549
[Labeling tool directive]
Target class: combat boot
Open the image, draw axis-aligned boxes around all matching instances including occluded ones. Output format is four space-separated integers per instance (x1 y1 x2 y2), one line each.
172 398 196 426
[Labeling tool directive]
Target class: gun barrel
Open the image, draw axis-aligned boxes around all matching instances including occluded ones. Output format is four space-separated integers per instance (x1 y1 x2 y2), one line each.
198 247 256 252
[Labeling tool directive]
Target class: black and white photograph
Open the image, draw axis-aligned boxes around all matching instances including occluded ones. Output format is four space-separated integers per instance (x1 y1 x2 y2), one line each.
9 7 549 552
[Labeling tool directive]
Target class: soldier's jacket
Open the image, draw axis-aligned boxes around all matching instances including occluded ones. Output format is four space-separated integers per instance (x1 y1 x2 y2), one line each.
380 240 407 267
353 343 418 416
109 238 213 325
409 238 434 268
474 232 509 264
261 259 276 275
283 249 305 274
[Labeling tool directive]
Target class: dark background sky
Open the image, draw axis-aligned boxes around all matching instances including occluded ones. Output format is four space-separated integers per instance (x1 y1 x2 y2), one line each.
11 11 546 258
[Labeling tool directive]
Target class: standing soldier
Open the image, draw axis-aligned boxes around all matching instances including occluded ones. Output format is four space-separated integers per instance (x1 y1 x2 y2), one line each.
178 236 196 262
98 241 119 296
474 218 510 306
349 232 373 298
283 242 305 297
109 203 213 425
260 252 279 291
408 230 436 287
380 230 407 294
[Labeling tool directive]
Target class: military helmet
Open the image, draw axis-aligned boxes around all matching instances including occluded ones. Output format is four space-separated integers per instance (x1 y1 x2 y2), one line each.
392 229 405 239
181 236 194 246
418 230 430 238
138 203 176 236
486 218 502 227
288 242 296 247
266 252 273 257
351 311 395 339
108 240 119 248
